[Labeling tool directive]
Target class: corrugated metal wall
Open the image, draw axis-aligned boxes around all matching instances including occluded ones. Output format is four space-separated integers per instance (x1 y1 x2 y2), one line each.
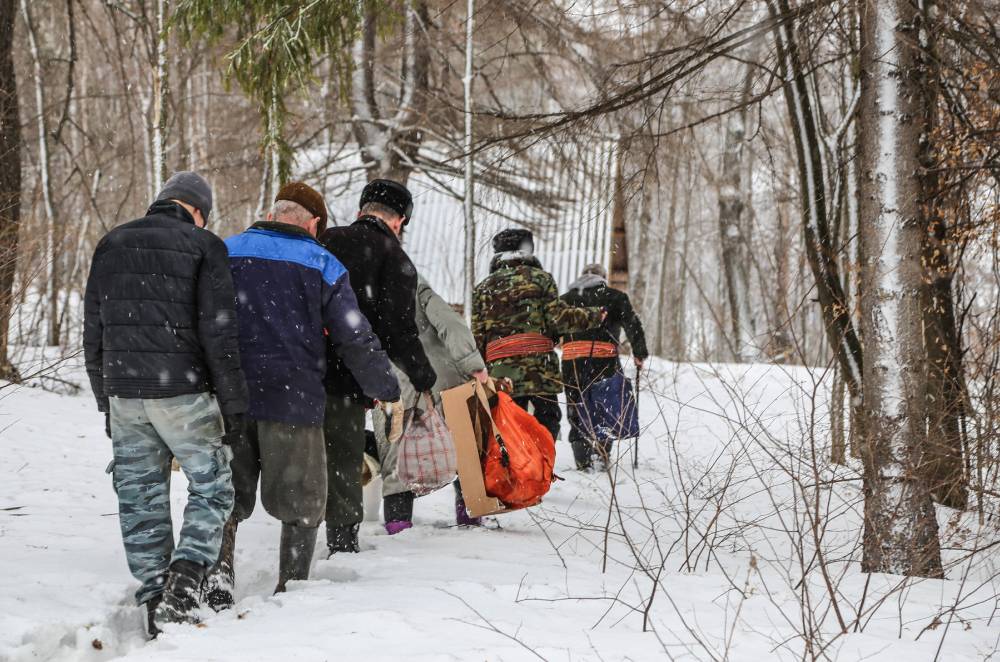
313 139 619 304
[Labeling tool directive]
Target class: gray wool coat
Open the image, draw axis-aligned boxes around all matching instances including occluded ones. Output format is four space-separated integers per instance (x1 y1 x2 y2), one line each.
373 275 487 497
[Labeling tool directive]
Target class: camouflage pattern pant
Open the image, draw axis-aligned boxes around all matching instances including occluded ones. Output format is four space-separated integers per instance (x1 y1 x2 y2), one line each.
109 392 234 605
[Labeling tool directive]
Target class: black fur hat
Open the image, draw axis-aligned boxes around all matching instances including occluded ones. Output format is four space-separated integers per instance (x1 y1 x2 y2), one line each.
492 228 534 254
359 179 414 224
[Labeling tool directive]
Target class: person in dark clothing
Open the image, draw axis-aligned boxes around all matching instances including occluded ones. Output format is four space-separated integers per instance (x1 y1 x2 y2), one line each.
472 229 604 442
83 171 248 634
202 182 401 607
560 263 649 470
319 178 436 554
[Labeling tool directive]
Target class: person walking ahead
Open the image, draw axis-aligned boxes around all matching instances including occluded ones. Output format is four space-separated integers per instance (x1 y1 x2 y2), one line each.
372 274 489 534
320 179 436 555
83 172 248 634
210 182 400 601
560 263 648 470
472 229 604 441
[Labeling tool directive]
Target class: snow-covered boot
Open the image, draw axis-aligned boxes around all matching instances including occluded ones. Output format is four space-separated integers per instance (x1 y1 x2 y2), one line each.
385 520 413 535
326 522 360 557
275 523 318 593
202 515 237 612
453 480 481 526
145 596 162 638
154 560 205 626
455 494 482 527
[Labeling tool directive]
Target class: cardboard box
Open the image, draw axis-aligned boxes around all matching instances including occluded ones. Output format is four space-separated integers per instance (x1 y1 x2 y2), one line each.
440 379 511 518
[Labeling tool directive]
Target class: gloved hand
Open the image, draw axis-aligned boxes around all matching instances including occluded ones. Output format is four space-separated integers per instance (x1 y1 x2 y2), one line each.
380 400 405 444
104 412 112 439
222 413 246 446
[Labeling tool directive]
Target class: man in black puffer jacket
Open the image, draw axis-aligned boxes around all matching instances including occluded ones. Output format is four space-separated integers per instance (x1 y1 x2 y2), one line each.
560 263 648 470
83 171 248 634
319 178 436 554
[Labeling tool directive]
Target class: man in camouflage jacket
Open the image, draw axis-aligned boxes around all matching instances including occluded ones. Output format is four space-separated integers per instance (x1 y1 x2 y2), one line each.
472 229 604 440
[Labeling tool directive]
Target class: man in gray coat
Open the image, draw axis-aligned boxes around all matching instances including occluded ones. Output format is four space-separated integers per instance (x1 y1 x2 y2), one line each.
372 275 488 533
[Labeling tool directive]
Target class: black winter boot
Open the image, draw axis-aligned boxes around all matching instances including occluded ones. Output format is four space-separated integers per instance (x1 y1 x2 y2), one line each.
202 515 238 612
154 560 206 626
383 491 415 523
326 522 360 556
571 440 595 471
145 596 162 639
275 523 319 593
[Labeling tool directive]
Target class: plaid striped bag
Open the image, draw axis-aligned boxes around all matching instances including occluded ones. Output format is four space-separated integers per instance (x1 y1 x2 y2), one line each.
396 397 458 496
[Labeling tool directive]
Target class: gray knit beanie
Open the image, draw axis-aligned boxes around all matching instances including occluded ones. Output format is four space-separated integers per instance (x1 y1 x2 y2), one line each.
155 171 213 220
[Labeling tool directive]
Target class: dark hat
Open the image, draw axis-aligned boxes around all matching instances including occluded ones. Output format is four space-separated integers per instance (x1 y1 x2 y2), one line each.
155 171 213 221
492 228 534 254
276 181 328 233
359 179 414 224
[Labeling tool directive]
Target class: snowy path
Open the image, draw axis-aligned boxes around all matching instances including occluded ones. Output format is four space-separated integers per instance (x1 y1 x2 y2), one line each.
2 361 997 661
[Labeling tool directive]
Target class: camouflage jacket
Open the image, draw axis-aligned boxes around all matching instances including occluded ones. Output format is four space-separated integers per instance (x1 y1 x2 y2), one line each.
472 257 603 396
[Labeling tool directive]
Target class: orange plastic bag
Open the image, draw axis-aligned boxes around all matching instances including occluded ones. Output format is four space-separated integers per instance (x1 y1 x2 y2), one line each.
482 392 555 509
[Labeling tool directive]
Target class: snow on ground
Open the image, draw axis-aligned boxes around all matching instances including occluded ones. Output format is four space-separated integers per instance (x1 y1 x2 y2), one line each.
2 358 999 661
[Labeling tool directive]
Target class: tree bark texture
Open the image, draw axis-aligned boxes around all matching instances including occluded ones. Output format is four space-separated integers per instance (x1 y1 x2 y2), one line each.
914 0 967 510
20 0 60 346
350 0 429 184
718 62 756 362
858 0 942 578
0 0 20 380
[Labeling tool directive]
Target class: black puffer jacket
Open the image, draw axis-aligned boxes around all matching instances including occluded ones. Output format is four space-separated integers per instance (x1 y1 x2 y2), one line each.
320 215 436 402
83 200 248 415
560 280 648 387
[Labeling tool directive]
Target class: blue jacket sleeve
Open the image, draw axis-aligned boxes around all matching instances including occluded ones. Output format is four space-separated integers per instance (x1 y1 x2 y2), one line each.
323 272 401 402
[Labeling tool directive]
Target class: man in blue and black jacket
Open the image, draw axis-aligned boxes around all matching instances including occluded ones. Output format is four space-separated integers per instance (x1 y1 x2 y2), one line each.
205 182 401 605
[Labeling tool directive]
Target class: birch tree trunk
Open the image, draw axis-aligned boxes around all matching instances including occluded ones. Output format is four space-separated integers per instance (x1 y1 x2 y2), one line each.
717 61 756 362
20 0 59 346
150 0 168 194
462 0 475 324
0 0 20 381
858 0 942 578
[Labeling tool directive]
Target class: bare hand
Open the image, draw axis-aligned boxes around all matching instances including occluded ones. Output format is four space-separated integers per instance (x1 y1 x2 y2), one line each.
472 369 489 384
634 357 645 370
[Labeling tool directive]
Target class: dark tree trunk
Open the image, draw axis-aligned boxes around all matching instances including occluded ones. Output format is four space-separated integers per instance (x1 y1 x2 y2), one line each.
350 0 429 186
0 0 21 382
915 0 968 510
769 0 863 398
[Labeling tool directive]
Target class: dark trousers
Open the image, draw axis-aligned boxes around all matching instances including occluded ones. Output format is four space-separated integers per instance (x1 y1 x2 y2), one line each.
565 386 611 469
513 394 561 442
230 419 327 527
381 483 467 524
324 395 366 529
